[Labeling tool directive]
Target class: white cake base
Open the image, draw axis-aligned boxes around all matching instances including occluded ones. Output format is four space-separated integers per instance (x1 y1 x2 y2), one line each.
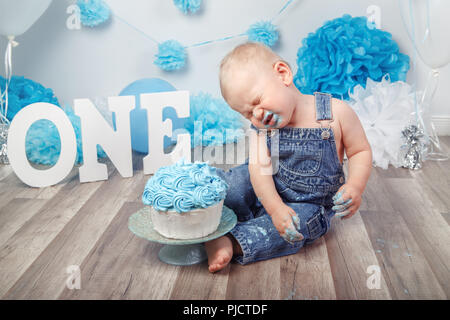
149 200 224 240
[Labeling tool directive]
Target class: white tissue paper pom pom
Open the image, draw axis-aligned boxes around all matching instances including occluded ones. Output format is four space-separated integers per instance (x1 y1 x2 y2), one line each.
348 75 417 169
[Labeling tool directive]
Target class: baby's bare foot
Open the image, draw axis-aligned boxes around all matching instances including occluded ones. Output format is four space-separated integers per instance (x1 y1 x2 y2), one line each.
204 235 233 273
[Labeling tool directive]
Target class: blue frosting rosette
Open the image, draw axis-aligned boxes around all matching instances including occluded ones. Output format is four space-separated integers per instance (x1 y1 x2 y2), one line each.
142 158 228 213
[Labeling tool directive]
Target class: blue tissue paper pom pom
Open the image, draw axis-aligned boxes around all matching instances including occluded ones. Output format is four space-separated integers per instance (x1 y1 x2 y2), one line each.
154 40 187 71
294 14 410 100
1 76 59 122
0 75 106 165
173 0 202 14
184 92 246 147
25 107 106 166
77 0 111 27
246 21 279 47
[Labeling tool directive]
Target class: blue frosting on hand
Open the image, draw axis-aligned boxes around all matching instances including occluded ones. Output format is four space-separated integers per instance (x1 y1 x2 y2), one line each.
142 158 228 213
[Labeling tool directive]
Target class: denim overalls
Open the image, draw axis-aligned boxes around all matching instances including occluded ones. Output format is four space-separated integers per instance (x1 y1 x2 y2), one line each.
215 92 346 265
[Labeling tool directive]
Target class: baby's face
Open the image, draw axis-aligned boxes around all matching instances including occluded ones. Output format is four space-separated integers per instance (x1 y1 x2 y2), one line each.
225 63 296 129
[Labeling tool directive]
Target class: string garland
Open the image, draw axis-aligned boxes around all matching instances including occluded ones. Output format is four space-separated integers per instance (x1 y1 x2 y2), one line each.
103 0 297 71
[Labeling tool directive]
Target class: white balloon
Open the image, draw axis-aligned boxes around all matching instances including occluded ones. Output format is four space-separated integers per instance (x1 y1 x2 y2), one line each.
399 0 450 69
0 0 52 37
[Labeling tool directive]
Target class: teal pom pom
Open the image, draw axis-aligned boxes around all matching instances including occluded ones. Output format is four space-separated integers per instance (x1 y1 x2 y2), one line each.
294 14 410 100
24 107 107 166
184 92 245 147
0 75 106 165
77 0 111 27
246 21 279 47
173 0 202 14
0 76 59 122
154 40 187 71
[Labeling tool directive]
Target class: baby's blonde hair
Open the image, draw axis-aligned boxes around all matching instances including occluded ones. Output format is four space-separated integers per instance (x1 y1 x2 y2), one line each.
219 42 285 101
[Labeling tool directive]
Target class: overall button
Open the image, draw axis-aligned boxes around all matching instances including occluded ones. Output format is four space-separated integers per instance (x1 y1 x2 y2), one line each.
321 130 330 140
339 176 345 184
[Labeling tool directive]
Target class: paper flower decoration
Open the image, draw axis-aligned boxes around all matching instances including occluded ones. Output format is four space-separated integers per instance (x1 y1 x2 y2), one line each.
348 75 416 169
25 106 107 166
154 40 187 71
0 76 59 121
184 92 246 147
294 14 410 100
77 0 111 27
173 0 202 14
246 21 279 47
0 76 106 165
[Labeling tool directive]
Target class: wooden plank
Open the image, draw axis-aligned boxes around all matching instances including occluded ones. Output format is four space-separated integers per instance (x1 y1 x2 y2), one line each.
361 208 446 299
124 154 150 203
0 157 127 298
361 167 447 298
410 161 450 215
0 165 45 200
360 167 399 212
0 164 12 181
0 164 115 298
441 212 450 226
325 162 390 299
384 178 450 297
0 198 47 247
0 174 28 210
3 165 140 299
280 237 336 300
0 163 78 207
409 136 450 215
169 261 229 300
14 164 81 200
226 258 280 299
376 165 412 179
437 137 450 224
325 213 391 299
59 201 181 300
324 230 357 299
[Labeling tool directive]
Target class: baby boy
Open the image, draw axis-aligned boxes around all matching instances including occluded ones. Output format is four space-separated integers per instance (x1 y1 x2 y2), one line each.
205 42 372 273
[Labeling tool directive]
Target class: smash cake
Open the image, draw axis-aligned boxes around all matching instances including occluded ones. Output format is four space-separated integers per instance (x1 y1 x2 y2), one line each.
142 159 228 239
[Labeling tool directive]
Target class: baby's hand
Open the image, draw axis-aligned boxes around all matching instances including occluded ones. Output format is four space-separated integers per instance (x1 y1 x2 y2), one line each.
332 184 362 219
269 203 304 244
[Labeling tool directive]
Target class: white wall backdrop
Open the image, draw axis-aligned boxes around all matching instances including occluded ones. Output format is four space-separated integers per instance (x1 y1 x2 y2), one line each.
1 0 449 134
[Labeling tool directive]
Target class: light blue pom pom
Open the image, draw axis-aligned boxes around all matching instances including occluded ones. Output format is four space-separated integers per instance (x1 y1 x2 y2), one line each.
246 21 279 47
173 0 202 14
0 75 106 165
294 14 410 100
0 76 59 122
24 106 107 166
77 0 111 27
154 40 187 71
184 92 246 147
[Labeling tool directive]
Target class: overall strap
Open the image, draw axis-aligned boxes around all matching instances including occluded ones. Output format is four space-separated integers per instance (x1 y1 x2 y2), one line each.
314 92 333 140
314 92 333 121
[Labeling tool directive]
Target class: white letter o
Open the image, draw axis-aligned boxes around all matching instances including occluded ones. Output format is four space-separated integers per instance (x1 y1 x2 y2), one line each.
7 103 77 187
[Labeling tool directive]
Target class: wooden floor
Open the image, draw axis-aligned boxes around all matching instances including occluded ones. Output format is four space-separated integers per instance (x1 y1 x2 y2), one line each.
0 137 449 300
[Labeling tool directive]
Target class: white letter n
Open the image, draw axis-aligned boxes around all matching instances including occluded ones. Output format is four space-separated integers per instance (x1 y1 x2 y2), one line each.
74 96 134 183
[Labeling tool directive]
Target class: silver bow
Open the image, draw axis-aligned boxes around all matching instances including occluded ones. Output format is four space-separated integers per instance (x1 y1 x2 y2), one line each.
400 124 425 170
0 122 9 165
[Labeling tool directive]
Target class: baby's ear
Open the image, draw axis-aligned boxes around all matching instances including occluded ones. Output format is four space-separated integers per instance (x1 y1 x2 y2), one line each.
273 60 293 86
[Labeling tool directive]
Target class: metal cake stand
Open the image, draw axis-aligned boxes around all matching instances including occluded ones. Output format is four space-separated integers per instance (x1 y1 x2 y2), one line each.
128 205 237 266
